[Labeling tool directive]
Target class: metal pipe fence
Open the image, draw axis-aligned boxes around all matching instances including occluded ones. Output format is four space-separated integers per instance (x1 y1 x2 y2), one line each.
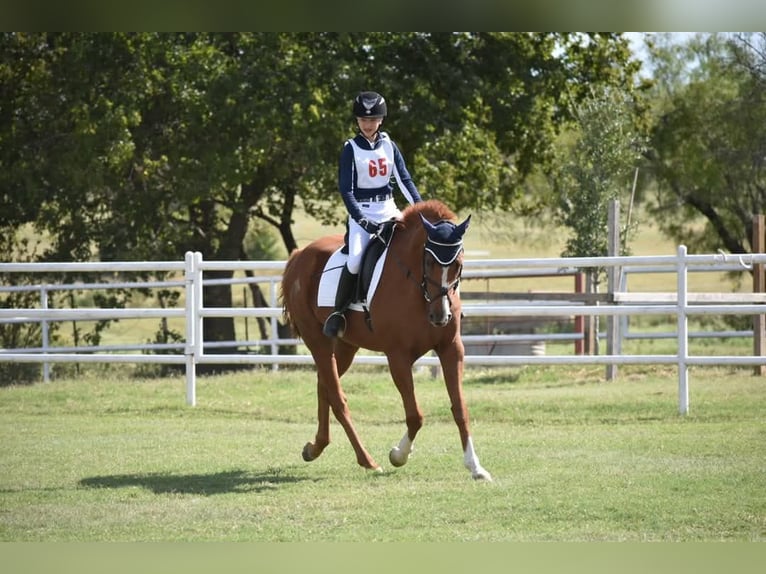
2 246 765 414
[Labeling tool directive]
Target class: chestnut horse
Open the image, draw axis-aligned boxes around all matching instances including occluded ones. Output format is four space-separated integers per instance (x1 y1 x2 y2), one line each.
280 199 491 480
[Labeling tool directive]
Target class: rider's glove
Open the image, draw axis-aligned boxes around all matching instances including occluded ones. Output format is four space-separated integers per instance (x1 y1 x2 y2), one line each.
357 218 381 234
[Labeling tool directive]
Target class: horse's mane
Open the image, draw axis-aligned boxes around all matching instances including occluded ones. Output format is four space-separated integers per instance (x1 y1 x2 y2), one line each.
400 199 458 228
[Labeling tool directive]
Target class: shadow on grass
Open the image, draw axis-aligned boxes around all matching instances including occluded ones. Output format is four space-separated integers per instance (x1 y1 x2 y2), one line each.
78 467 311 496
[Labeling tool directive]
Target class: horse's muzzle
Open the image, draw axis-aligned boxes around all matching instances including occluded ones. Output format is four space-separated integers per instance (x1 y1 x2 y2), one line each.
428 307 453 327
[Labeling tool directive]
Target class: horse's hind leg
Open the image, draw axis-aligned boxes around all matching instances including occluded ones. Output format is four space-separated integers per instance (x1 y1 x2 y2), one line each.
303 338 381 472
301 340 362 462
330 340 382 471
302 373 331 463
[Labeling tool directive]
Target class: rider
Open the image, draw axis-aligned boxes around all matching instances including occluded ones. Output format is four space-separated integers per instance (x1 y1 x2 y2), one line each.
323 91 423 338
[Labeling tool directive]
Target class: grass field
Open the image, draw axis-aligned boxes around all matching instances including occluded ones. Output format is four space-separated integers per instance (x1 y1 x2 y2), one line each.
5 206 765 551
1 364 764 542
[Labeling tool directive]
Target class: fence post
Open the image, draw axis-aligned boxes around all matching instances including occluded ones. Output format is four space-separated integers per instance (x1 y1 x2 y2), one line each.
269 278 280 371
584 273 596 355
574 273 584 355
40 285 50 383
606 200 620 381
184 251 197 407
193 252 204 360
753 214 765 376
677 245 689 415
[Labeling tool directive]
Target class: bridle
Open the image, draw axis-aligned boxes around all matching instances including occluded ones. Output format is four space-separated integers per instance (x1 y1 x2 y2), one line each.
392 214 469 322
394 242 463 312
420 250 463 307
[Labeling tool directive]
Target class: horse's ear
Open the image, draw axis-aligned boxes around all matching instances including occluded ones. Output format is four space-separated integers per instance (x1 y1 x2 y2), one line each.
419 213 436 232
456 214 471 236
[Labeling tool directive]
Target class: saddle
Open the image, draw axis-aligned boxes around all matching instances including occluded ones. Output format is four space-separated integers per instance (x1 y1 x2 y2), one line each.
318 219 398 321
355 218 397 303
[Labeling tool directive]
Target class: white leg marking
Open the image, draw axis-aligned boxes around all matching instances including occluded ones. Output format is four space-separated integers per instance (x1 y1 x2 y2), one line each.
389 432 414 467
440 267 450 320
464 436 492 481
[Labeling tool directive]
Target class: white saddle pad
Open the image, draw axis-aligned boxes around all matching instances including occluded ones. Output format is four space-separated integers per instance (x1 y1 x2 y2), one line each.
317 247 388 309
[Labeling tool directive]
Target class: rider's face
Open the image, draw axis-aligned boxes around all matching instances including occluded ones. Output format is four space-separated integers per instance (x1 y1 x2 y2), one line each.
356 116 383 139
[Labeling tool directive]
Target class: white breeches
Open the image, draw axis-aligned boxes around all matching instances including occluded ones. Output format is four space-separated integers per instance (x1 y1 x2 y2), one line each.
347 199 401 274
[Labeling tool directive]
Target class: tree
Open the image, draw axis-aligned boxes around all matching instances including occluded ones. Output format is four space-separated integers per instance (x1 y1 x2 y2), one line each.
551 85 648 265
645 32 766 255
0 33 641 353
341 33 641 213
544 84 648 361
1 33 346 354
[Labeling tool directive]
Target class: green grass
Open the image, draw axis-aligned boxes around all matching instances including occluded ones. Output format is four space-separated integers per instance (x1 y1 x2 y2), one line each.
6 209 764 543
1 365 764 541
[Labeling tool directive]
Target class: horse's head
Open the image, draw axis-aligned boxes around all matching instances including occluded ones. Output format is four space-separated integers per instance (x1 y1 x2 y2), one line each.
419 213 471 327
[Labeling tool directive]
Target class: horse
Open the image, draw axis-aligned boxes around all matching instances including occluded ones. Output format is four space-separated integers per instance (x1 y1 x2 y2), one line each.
280 199 492 480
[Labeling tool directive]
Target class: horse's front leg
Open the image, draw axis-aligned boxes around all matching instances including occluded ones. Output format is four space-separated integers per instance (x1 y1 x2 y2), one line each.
386 354 423 468
437 342 492 481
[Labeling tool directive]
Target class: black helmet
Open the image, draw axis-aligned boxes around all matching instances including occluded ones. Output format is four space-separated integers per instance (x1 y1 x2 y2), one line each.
353 91 387 118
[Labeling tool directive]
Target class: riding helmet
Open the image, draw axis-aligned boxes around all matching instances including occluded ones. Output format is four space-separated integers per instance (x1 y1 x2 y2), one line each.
353 91 387 118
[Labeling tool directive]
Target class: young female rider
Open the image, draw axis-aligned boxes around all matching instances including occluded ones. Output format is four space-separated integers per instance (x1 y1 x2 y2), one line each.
323 91 423 338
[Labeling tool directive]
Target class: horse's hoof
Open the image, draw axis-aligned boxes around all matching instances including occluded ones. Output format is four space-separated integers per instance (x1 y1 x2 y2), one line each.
302 443 315 462
472 468 493 481
367 466 384 474
389 447 410 467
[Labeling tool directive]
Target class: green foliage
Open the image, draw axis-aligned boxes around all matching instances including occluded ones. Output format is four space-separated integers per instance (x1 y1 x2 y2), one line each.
646 32 766 255
415 123 513 210
1 32 640 262
243 220 287 261
547 84 648 283
556 87 647 256
0 32 641 345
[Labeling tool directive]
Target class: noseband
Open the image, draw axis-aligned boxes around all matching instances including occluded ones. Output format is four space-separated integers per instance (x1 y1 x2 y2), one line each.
392 242 463 313
420 252 463 306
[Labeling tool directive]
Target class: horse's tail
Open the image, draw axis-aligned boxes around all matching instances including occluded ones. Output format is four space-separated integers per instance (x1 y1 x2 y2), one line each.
280 248 301 337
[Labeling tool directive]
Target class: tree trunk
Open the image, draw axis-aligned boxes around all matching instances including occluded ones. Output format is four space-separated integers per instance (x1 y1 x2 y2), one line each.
202 277 238 347
197 184 264 370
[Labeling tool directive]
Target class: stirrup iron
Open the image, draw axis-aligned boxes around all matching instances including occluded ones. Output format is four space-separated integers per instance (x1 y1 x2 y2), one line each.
323 311 347 338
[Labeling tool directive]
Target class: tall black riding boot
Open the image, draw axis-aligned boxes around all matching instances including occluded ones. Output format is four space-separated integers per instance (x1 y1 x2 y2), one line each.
323 266 357 338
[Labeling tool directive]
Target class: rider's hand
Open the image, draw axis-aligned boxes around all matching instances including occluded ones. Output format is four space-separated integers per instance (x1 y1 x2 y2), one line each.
358 218 381 234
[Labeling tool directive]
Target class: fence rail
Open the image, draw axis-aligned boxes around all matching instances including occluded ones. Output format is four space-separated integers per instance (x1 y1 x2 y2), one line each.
2 246 765 414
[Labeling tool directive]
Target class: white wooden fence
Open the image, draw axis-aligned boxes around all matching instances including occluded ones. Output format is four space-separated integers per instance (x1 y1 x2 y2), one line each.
2 246 765 414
